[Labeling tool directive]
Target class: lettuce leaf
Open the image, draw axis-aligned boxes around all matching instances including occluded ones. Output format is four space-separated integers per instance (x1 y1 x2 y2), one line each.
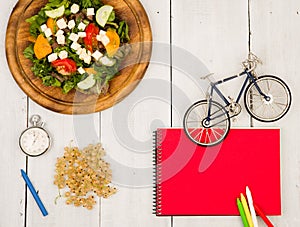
26 11 47 37
42 76 61 87
23 44 35 60
72 0 102 9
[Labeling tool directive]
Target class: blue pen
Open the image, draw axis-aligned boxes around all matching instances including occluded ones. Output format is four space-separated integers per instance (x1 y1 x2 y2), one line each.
21 169 48 216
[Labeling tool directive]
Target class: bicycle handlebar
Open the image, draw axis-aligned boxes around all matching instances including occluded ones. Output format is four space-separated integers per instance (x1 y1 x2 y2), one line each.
242 52 262 72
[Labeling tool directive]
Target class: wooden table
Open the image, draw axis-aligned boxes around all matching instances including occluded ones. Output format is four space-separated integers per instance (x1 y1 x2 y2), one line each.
1 0 299 226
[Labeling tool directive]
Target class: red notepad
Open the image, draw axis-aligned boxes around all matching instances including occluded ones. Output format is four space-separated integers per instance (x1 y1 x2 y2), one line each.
154 128 281 216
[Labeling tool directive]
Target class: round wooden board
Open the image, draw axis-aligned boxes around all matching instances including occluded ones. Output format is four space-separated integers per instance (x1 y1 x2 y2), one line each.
6 0 152 114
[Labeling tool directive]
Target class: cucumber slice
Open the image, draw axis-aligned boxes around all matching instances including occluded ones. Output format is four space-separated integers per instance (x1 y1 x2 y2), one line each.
45 5 65 18
100 56 116 66
77 74 96 90
96 5 114 27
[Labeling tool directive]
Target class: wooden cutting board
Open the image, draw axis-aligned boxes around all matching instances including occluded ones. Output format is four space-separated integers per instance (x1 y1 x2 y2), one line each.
6 0 152 114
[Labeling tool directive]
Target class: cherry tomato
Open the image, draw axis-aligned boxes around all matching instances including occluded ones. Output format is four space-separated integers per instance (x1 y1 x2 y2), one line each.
84 23 100 52
51 59 77 75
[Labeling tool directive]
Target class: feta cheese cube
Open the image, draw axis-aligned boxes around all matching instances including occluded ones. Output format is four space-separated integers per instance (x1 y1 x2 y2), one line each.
96 31 106 41
76 48 84 56
40 24 47 32
44 28 52 38
68 20 76 29
69 33 79 42
101 35 110 46
87 8 95 16
92 50 103 61
77 67 85 75
87 50 92 56
79 50 92 64
55 29 64 37
96 35 101 42
58 50 68 59
78 32 87 38
57 18 67 29
96 30 110 46
84 55 92 64
71 42 81 51
71 4 80 14
99 30 106 36
48 53 58 62
79 50 88 60
78 22 87 31
56 35 65 45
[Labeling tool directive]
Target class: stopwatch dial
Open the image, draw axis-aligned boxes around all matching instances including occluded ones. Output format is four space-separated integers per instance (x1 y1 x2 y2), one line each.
19 127 50 156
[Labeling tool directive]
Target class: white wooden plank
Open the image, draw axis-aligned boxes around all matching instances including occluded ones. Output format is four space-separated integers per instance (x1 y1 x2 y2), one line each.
0 1 27 226
100 77 171 227
172 0 249 226
26 102 101 227
250 0 300 226
172 0 250 128
100 0 171 226
174 216 248 227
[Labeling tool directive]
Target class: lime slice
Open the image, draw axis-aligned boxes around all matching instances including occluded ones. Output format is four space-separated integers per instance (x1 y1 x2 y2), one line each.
77 74 96 90
45 5 65 18
96 5 114 27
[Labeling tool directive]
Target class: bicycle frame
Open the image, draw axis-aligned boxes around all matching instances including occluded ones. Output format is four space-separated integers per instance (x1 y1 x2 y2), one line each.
184 52 292 146
206 70 268 121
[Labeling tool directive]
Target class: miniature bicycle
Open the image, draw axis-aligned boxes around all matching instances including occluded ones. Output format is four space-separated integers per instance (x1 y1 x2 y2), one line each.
183 53 292 146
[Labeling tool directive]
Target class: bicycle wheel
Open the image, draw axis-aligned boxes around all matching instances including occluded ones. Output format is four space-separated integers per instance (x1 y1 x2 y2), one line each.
244 75 291 122
183 100 230 146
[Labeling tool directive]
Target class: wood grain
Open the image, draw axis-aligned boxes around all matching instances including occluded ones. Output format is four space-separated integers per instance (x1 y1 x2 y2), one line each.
172 0 249 226
25 109 101 227
250 0 300 226
0 2 27 227
100 0 172 226
6 0 152 114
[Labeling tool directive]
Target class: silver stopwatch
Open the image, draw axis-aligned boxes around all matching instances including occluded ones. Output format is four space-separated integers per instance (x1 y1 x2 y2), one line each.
19 115 51 157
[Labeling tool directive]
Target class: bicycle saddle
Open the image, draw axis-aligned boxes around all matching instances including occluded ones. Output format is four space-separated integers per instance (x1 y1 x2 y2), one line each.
200 73 214 80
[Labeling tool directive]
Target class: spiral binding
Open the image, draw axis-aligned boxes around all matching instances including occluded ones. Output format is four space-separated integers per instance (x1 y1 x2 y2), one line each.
152 129 163 215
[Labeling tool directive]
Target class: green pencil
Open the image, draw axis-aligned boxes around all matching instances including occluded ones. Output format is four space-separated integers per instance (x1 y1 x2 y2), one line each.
237 197 249 227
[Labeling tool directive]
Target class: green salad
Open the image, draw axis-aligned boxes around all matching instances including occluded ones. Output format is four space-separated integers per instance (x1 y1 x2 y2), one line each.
23 0 130 94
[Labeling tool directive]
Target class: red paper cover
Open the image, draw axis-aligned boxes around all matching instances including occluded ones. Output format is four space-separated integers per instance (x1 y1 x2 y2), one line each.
155 128 281 216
